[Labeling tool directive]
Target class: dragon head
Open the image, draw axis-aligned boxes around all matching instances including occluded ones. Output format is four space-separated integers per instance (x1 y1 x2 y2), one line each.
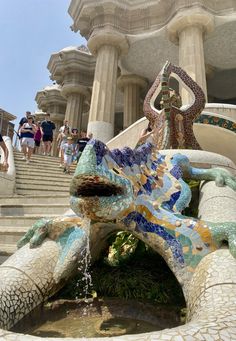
70 139 135 222
70 139 183 223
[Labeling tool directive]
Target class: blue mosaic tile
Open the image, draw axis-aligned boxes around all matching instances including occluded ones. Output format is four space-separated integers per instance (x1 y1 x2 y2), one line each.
123 212 184 264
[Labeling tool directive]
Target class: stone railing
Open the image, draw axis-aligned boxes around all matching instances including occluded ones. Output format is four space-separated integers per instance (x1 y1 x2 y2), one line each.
107 103 236 163
0 136 15 196
107 117 146 150
205 103 236 121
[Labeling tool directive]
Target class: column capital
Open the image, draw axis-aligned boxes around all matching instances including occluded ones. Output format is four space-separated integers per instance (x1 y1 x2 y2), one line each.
48 47 95 87
167 8 214 44
117 74 148 92
35 85 67 113
88 29 129 56
61 83 90 99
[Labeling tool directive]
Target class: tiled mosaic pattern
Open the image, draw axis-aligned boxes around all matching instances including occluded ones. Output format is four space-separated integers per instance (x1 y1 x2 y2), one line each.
1 250 236 340
1 134 236 339
0 240 59 330
195 113 236 133
143 61 205 149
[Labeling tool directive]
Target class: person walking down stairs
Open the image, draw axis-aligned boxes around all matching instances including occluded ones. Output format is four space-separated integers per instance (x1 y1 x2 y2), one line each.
62 137 74 174
34 121 43 155
41 113 55 156
57 126 70 168
19 115 37 164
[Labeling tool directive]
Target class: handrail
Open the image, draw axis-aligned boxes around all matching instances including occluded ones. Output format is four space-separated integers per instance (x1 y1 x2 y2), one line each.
0 136 16 196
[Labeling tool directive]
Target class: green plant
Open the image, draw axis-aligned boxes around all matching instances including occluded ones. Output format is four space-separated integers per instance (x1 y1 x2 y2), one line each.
55 240 185 307
182 179 200 218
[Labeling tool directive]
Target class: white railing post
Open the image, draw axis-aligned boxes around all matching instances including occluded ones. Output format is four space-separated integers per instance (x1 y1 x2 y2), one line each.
0 136 16 196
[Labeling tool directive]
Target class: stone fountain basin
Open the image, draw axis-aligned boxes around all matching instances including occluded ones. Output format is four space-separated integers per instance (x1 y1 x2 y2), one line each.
12 298 183 338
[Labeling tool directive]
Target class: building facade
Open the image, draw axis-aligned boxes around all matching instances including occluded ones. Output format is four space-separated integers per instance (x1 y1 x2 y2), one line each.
0 109 16 140
36 0 236 143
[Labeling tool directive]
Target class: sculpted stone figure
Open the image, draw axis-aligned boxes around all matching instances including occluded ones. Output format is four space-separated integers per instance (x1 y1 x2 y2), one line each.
17 139 236 282
1 63 236 340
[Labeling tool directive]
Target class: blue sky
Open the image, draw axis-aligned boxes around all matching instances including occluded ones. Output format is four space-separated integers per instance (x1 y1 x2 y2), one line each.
0 0 85 125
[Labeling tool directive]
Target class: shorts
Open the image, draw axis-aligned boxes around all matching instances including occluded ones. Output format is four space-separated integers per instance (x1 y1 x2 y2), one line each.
43 135 53 142
34 140 40 147
21 137 35 148
64 155 72 165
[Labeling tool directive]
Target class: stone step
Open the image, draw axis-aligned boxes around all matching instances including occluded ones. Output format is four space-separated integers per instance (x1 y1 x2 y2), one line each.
16 172 73 181
15 168 76 178
14 153 61 163
14 155 77 167
0 243 17 264
0 226 27 245
16 183 70 191
0 195 70 205
15 168 74 178
16 179 70 187
14 151 59 159
16 189 70 196
0 215 57 227
14 157 61 167
14 153 77 162
14 162 76 172
0 204 70 216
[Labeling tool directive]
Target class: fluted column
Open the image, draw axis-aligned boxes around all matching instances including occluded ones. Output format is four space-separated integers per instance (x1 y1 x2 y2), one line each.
65 93 84 130
179 25 207 104
51 118 63 156
47 47 95 135
87 30 129 142
117 74 148 128
167 9 214 104
61 83 89 132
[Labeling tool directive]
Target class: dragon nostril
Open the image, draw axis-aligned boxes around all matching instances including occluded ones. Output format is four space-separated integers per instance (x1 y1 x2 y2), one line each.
221 239 229 247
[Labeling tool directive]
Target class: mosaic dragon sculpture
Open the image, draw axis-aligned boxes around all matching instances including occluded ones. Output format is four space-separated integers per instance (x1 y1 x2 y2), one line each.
1 63 236 340
16 140 236 281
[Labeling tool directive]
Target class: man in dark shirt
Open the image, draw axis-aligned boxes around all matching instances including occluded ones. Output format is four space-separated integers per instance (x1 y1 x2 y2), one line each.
77 130 90 152
41 113 55 156
76 130 91 161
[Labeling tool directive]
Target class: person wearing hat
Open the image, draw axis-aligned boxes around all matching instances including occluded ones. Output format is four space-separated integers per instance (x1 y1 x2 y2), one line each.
62 136 74 174
20 115 37 163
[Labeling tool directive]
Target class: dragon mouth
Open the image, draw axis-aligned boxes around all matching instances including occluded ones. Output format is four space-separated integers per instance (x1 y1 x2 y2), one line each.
70 175 125 197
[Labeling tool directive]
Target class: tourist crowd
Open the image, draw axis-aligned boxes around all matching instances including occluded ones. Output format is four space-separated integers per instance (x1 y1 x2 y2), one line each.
17 111 93 174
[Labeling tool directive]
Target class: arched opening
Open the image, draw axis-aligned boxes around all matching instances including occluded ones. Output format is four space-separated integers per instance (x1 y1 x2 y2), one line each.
13 232 186 338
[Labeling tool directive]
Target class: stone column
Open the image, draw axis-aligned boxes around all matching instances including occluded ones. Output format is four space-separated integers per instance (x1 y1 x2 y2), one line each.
87 30 129 142
50 117 63 157
61 83 89 131
117 74 148 128
47 46 95 134
167 9 214 104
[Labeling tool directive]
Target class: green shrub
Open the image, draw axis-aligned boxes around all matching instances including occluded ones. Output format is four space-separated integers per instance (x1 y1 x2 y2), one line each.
55 238 185 307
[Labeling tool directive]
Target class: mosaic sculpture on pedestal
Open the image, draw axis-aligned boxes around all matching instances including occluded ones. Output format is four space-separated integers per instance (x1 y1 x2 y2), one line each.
144 61 203 149
1 63 236 341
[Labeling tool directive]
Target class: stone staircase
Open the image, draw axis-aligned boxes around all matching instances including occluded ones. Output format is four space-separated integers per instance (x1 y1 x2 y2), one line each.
0 151 76 263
